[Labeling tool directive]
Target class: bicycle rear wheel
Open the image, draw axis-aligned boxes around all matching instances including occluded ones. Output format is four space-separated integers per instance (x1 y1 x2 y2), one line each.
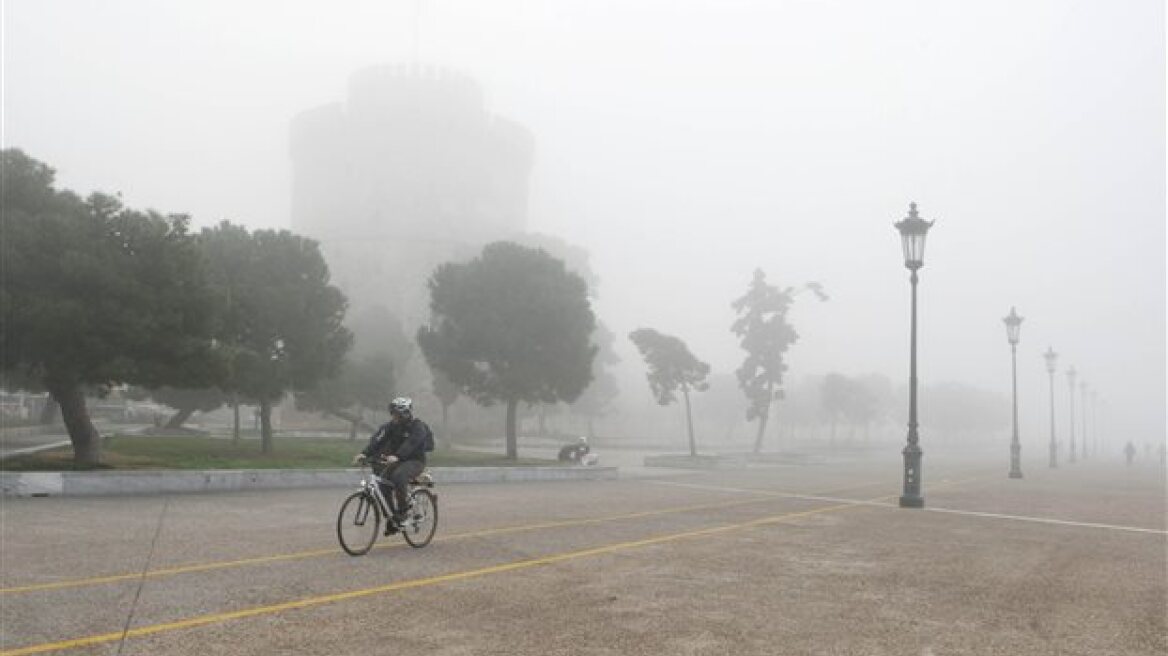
402 489 438 548
337 491 381 556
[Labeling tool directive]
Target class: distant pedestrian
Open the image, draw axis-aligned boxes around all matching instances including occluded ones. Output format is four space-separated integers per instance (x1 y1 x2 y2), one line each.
1124 441 1136 465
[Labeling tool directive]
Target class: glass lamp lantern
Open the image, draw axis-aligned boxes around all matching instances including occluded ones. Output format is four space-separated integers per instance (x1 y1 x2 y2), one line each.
1003 307 1023 346
894 202 934 270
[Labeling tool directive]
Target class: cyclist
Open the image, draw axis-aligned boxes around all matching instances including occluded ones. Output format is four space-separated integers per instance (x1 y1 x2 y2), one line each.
351 397 431 526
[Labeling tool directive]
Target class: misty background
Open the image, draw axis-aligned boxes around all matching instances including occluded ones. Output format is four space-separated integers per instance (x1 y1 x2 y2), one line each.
3 0 1164 452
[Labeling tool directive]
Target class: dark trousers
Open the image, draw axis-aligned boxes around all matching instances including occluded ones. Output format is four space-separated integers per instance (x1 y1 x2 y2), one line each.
380 459 424 517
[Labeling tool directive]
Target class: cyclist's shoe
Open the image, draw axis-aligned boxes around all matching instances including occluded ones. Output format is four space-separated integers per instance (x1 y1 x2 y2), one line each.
391 513 408 528
384 522 399 536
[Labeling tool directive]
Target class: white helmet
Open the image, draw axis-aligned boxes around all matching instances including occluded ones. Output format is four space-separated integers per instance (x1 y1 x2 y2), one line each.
389 397 413 415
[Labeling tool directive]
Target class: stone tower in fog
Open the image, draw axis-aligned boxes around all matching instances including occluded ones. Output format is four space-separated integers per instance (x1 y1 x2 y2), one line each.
290 64 534 326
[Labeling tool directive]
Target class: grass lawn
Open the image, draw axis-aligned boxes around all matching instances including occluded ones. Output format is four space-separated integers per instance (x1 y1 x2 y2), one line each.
0 434 555 471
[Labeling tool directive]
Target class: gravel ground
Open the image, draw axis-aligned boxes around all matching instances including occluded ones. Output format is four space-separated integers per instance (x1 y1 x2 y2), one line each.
1 454 1164 655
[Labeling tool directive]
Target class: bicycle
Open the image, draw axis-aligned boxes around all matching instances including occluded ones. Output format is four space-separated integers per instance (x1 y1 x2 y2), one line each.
336 461 438 556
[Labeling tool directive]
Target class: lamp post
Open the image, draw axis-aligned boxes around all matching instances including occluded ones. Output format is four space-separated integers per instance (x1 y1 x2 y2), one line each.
1003 308 1023 479
1090 390 1099 457
1043 347 1058 468
894 202 933 508
1067 366 1077 463
1080 381 1089 460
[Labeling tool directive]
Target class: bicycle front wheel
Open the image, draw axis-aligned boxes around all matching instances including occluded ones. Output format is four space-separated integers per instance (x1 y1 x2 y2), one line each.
337 491 381 556
402 489 438 548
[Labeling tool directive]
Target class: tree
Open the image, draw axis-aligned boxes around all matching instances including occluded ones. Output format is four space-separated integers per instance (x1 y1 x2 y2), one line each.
1 150 221 466
819 373 883 446
820 373 852 447
149 386 228 429
417 241 597 459
629 328 710 456
199 222 352 453
347 304 417 390
731 270 827 453
570 321 621 438
920 381 1010 444
430 369 460 442
296 352 395 439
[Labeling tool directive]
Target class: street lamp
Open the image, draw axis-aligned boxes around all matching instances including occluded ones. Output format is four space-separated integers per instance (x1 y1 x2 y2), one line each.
1067 366 1077 463
1080 381 1089 460
894 202 933 508
1090 389 1099 457
1043 347 1058 468
1003 308 1023 479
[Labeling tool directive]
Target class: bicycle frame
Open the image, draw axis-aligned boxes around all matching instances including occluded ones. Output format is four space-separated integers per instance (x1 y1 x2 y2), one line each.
359 469 395 518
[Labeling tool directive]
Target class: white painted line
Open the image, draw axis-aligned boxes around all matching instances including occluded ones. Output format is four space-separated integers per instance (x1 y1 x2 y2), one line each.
0 441 71 459
645 480 1167 536
921 506 1167 535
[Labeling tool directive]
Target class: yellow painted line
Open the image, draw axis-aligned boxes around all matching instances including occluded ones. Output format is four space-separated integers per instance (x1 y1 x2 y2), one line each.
1 475 977 596
0 490 806 595
0 548 341 595
0 496 879 656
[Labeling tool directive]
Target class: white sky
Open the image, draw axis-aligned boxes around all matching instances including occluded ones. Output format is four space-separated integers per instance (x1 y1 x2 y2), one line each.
3 0 1164 445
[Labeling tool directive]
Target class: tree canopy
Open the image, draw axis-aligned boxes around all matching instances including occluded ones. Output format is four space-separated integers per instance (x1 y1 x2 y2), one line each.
569 321 621 437
296 352 394 437
1 149 220 465
198 221 352 453
148 386 229 429
731 269 827 452
418 241 597 458
629 328 709 456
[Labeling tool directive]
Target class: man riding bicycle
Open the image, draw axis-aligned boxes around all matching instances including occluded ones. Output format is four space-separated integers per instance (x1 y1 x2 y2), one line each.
351 397 431 528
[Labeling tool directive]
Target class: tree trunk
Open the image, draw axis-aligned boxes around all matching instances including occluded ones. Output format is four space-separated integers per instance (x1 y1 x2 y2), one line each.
505 399 518 459
39 396 60 425
441 403 449 440
538 405 546 437
165 407 195 429
752 381 773 454
682 385 697 457
259 398 274 454
587 417 595 440
752 411 770 454
48 383 101 467
231 394 241 444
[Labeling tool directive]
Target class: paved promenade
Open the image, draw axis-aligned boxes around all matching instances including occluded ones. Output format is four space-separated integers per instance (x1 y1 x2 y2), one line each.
2 454 1164 655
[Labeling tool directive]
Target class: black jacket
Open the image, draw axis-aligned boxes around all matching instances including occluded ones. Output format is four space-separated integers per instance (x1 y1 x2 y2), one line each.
362 417 430 464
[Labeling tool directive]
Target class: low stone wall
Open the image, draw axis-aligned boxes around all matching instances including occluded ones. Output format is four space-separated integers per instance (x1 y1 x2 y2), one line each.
0 466 618 498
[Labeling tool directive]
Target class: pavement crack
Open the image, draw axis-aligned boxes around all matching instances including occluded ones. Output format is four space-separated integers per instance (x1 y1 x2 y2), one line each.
116 496 170 656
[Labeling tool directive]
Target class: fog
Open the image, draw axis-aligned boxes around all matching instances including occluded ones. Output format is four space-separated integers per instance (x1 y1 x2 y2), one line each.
4 1 1164 449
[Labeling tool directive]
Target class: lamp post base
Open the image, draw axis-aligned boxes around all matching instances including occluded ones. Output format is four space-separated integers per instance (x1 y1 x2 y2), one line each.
1008 471 1023 479
900 442 924 509
899 495 924 508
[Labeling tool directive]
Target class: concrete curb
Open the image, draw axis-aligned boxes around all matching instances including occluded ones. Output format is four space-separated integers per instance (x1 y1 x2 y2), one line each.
643 452 826 469
0 466 619 498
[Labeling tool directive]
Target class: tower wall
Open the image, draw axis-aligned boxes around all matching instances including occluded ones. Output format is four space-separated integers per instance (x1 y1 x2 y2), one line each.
290 65 535 326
